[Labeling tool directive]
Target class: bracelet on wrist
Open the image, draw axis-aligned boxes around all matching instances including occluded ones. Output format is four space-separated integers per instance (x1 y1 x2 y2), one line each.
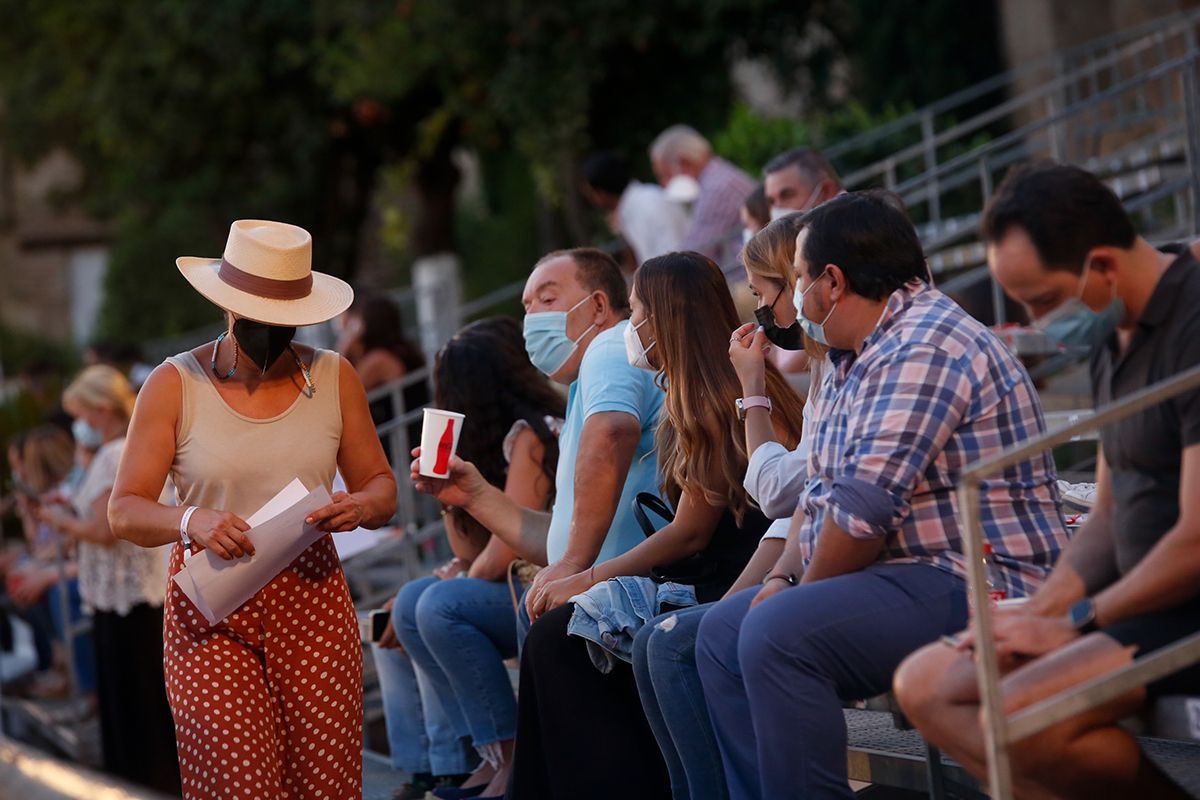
763 572 798 587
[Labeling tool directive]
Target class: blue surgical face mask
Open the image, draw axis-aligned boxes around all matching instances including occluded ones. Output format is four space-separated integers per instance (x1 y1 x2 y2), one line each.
794 268 836 346
1034 266 1123 351
72 417 105 450
523 294 597 378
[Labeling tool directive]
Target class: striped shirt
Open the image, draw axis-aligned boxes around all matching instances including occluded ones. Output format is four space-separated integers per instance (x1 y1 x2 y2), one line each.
681 157 756 273
796 282 1068 597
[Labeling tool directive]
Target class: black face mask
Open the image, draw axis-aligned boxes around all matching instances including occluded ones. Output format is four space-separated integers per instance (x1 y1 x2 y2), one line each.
753 286 804 351
233 318 297 374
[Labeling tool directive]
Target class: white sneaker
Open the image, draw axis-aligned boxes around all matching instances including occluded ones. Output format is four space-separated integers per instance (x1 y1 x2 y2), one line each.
1057 480 1097 511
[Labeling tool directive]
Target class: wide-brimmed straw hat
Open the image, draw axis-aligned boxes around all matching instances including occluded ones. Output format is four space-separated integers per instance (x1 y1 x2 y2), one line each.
177 220 353 326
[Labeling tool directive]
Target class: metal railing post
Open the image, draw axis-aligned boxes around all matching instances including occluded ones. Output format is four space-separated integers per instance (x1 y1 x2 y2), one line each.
958 479 1014 799
921 110 942 226
962 363 1200 798
977 156 1005 325
1181 54 1200 234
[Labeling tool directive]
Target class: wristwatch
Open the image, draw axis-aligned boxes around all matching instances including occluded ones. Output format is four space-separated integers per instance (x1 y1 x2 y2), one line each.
736 396 772 422
763 572 798 587
1068 597 1099 634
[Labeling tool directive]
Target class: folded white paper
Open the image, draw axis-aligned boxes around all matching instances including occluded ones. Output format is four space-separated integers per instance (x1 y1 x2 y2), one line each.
172 480 332 625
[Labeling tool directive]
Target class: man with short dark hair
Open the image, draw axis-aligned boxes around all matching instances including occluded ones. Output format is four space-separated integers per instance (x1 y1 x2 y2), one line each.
762 147 843 217
696 191 1067 799
896 162 1200 799
581 152 688 266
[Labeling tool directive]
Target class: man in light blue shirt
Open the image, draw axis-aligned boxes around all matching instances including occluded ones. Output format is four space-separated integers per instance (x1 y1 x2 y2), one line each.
412 247 663 622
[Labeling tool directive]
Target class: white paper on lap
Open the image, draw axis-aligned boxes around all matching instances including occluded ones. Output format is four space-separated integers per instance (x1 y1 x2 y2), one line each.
172 479 332 625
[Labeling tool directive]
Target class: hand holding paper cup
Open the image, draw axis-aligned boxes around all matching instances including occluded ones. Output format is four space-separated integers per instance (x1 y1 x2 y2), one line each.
419 408 465 478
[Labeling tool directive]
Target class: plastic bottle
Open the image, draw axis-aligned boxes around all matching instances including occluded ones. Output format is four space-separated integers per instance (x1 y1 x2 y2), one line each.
982 543 1007 604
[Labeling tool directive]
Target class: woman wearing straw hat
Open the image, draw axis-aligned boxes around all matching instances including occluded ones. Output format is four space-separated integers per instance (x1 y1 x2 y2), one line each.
109 219 397 799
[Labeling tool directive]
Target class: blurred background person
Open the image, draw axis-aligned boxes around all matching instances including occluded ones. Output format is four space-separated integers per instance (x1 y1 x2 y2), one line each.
650 125 755 276
582 151 689 271
337 292 430 463
9 426 96 706
37 366 179 793
740 185 771 244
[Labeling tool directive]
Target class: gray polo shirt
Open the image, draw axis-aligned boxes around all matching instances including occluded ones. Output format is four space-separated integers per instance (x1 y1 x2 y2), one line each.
1093 245 1200 577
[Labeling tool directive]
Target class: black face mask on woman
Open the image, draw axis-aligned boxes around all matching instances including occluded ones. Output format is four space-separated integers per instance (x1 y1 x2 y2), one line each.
753 286 804 351
233 318 297 373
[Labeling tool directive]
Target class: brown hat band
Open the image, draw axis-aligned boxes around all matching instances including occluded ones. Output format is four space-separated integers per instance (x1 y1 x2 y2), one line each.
218 258 313 300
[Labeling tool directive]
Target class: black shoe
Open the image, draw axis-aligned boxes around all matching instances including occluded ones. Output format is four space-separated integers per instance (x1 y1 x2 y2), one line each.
392 772 438 800
432 783 489 800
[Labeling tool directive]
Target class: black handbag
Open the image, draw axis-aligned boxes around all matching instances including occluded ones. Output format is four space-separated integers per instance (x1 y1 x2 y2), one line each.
632 492 719 586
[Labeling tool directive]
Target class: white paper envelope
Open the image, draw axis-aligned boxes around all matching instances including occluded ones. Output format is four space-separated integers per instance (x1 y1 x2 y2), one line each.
172 481 333 625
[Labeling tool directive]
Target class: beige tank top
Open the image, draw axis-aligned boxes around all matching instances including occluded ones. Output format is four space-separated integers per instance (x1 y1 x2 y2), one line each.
165 349 342 520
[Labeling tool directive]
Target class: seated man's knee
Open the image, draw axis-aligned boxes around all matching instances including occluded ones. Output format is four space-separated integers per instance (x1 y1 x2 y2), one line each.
736 600 814 683
894 641 955 723
1006 725 1072 782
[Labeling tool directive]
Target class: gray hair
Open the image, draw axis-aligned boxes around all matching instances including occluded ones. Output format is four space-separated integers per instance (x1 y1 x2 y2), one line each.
649 125 711 168
763 147 841 189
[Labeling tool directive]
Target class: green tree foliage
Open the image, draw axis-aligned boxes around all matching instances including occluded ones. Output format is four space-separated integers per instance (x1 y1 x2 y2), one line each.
0 0 389 341
0 0 1002 344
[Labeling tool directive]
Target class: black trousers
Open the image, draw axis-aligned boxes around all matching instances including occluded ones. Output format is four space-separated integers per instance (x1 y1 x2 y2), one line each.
92 602 181 795
507 602 670 800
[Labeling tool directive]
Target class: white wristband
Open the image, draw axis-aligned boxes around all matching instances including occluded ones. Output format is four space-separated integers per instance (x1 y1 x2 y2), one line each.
179 505 198 552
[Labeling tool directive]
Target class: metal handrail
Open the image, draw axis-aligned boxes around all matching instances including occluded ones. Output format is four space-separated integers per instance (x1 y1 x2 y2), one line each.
841 28 1190 189
823 7 1200 163
893 51 1198 199
958 363 1200 799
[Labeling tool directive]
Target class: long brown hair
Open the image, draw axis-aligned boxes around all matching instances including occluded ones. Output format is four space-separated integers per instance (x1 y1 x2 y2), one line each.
742 213 828 362
22 426 75 493
633 252 804 523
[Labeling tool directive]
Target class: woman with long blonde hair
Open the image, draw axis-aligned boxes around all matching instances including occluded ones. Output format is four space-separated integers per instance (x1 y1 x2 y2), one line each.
508 251 805 800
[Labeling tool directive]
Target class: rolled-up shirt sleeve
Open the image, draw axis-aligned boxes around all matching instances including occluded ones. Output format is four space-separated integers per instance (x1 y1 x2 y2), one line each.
744 437 810 520
826 345 971 539
760 517 792 541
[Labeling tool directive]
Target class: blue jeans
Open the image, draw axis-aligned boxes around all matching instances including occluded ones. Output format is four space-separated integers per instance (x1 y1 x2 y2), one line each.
374 576 476 776
695 563 967 800
416 576 520 746
633 603 727 800
46 578 95 693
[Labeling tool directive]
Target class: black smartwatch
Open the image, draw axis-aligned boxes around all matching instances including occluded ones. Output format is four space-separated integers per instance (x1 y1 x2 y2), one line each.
1068 597 1099 634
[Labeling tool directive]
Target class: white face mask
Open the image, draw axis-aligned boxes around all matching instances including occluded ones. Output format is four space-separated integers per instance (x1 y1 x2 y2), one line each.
770 181 826 220
664 174 701 204
741 227 755 246
623 317 657 371
794 268 836 346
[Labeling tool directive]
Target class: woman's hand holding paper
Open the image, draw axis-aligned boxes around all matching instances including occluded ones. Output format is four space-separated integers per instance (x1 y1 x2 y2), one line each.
306 491 367 532
189 509 254 560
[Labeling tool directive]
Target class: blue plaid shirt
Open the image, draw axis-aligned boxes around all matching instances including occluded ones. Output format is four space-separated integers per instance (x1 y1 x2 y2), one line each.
796 282 1068 597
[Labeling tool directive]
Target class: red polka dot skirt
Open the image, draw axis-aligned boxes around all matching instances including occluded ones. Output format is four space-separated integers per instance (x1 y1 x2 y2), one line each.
164 535 363 799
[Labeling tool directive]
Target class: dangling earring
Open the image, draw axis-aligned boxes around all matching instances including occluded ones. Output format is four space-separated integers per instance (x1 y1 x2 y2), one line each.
211 332 239 379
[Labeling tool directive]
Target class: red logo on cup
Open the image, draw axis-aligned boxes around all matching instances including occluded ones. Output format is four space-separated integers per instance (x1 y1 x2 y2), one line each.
434 418 455 475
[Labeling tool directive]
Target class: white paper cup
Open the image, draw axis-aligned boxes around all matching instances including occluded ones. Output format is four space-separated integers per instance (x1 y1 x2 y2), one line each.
419 408 465 478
